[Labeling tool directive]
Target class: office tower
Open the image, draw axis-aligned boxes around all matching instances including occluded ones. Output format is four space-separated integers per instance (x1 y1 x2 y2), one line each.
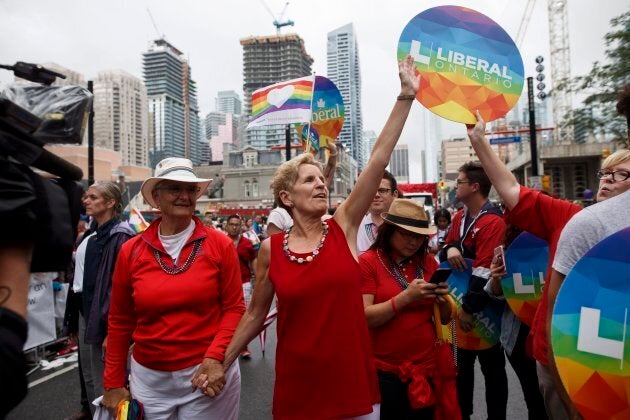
216 90 242 116
389 144 409 183
327 23 364 168
240 33 313 149
93 70 149 167
143 39 202 166
362 130 377 164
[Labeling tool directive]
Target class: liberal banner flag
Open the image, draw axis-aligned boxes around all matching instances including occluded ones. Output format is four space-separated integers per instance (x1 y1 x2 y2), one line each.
247 76 314 129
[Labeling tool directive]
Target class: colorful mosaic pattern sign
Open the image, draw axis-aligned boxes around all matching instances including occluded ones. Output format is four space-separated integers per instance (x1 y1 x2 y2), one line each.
248 76 313 128
397 6 524 123
441 259 503 350
296 76 345 154
551 227 630 419
502 232 548 326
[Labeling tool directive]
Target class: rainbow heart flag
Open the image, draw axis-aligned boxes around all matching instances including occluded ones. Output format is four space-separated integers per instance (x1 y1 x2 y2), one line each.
248 76 314 128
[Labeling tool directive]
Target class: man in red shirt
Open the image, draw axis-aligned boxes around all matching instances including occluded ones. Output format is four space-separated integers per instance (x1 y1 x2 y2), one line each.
441 161 507 420
226 214 257 358
465 111 581 419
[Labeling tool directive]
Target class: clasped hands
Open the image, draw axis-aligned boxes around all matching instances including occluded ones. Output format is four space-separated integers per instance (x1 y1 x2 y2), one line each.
190 357 226 397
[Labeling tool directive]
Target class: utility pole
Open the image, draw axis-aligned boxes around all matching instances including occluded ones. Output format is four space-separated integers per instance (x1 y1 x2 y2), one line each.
87 80 94 185
285 124 291 162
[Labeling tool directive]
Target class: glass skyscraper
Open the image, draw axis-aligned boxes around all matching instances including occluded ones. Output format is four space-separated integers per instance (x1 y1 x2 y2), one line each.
327 23 364 168
143 39 202 167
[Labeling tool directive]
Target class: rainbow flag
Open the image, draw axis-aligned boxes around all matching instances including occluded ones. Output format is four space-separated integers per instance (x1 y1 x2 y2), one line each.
243 230 261 250
247 76 314 128
129 208 149 233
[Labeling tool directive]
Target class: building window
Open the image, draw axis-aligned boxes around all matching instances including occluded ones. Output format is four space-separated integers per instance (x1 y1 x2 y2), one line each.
244 180 251 197
252 179 259 197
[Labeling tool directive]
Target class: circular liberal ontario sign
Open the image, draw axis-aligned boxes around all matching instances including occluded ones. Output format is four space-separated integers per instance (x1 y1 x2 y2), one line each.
397 6 524 124
502 232 548 326
551 228 630 419
441 259 503 350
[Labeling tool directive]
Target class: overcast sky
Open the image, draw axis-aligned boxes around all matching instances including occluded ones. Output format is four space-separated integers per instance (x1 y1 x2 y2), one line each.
1 0 627 180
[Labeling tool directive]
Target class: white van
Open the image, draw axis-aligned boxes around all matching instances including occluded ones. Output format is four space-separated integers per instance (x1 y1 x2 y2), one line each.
403 192 435 224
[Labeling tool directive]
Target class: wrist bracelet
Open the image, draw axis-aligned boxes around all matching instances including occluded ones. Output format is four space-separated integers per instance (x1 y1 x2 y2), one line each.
397 94 416 101
391 297 400 315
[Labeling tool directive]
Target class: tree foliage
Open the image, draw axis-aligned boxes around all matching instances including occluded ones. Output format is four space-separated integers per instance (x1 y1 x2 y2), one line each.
565 9 630 144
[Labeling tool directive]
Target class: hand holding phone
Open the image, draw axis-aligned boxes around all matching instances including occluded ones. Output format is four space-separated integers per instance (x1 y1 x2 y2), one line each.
429 268 452 284
492 245 506 270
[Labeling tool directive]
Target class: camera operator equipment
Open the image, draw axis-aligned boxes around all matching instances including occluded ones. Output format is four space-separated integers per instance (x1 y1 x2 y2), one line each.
0 62 91 417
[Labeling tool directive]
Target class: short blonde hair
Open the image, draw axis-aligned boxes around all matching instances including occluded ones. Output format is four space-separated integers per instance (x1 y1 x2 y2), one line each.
602 149 630 170
270 153 324 211
89 181 123 217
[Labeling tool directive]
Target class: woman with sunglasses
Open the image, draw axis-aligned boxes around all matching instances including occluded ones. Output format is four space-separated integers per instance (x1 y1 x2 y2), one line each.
102 157 245 419
360 199 459 420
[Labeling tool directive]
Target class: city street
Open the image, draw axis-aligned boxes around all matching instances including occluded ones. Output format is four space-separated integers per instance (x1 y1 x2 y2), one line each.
9 322 529 420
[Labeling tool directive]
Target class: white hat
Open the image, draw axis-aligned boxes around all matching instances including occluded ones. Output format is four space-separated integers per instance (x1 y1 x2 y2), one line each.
141 157 212 209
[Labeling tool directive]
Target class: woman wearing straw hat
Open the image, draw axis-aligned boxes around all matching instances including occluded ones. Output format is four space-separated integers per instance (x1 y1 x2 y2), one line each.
360 198 459 420
213 56 420 419
102 157 245 419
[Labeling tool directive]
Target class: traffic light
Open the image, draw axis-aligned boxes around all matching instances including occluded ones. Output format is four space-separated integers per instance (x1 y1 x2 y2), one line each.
542 175 550 191
602 148 611 159
438 180 446 190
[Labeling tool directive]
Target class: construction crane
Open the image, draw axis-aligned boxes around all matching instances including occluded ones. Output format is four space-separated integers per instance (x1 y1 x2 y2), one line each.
147 8 165 40
260 1 294 34
515 0 573 144
547 0 573 144
515 0 536 47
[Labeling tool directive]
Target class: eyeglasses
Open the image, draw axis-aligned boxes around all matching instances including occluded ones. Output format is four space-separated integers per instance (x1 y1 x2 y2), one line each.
156 185 201 196
227 223 241 228
376 188 392 195
396 229 427 241
596 169 630 182
455 179 475 187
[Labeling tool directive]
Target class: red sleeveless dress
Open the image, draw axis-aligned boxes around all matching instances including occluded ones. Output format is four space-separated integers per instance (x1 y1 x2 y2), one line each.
269 218 380 419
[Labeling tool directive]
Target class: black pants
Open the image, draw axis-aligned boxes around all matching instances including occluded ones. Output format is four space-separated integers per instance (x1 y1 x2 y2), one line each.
0 308 28 418
506 325 547 420
377 370 434 420
456 343 508 420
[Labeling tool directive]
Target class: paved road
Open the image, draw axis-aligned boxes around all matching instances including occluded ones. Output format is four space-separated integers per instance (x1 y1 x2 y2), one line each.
8 323 528 419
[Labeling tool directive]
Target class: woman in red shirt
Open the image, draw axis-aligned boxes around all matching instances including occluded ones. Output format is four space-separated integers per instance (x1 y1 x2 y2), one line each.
102 157 245 419
216 56 420 419
360 199 459 420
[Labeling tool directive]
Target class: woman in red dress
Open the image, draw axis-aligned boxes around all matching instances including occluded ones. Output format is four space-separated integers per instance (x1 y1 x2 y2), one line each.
359 199 459 420
201 56 420 419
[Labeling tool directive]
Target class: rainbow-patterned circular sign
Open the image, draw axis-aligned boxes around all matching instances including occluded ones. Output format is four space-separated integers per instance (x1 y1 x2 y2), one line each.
551 228 630 419
398 6 524 124
296 76 344 154
502 232 548 326
440 259 503 350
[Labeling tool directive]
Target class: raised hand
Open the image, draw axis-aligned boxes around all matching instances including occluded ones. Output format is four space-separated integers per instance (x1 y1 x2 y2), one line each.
466 110 486 142
398 55 421 97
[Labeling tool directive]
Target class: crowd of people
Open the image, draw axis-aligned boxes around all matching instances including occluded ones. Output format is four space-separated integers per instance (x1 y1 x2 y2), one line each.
2 56 629 420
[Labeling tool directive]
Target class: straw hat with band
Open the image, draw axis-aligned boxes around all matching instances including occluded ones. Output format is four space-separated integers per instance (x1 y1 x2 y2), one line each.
381 198 437 236
141 157 212 209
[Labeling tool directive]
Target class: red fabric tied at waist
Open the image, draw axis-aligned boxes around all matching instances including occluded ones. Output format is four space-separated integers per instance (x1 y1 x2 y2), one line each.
374 343 460 420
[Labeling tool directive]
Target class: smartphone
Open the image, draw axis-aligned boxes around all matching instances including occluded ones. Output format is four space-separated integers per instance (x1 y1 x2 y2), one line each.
492 245 506 269
429 268 452 284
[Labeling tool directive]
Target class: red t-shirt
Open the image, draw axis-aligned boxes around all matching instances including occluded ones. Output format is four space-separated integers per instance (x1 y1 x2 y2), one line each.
235 235 256 283
503 186 581 365
269 218 380 419
359 250 439 365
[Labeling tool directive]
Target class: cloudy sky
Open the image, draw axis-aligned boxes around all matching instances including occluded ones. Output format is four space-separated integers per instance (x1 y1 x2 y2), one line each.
1 0 627 180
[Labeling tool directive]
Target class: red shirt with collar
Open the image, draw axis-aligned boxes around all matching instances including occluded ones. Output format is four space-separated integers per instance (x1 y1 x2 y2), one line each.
503 186 581 365
360 250 439 364
104 217 245 388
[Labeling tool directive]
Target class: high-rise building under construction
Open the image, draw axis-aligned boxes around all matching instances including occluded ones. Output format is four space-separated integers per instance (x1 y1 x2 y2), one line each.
240 33 313 149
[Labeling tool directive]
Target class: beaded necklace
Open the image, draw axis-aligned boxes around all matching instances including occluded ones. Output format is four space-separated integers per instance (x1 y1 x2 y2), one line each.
154 238 203 275
283 221 328 264
376 249 423 290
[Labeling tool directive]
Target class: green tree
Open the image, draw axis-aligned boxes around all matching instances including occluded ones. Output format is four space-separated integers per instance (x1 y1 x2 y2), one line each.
565 9 629 144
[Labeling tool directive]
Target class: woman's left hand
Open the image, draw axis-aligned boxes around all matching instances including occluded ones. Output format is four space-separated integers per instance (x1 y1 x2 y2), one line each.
399 55 421 96
191 358 225 397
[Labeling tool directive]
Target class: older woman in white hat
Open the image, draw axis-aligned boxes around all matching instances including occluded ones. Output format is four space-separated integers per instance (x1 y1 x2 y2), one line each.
359 198 459 419
102 157 245 419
